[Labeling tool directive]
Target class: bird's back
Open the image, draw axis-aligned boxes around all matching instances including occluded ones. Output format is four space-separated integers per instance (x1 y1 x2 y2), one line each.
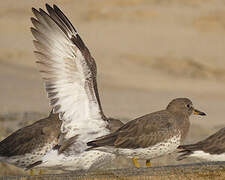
88 110 183 149
0 112 61 169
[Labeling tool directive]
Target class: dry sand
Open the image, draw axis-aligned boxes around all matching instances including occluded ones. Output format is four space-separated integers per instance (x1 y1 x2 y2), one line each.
0 0 225 176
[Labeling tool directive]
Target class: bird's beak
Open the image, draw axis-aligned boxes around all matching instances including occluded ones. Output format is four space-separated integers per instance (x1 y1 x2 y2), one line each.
193 109 206 116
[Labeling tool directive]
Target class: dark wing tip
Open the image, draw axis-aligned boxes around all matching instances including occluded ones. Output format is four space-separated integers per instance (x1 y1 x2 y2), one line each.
31 7 37 13
87 141 96 147
176 145 194 161
46 3 54 13
30 27 36 34
31 7 40 15
52 4 77 33
39 8 45 13
176 155 187 161
39 8 50 17
177 145 184 149
176 150 192 161
53 4 60 12
30 17 39 27
45 3 52 9
30 17 35 24
86 141 99 151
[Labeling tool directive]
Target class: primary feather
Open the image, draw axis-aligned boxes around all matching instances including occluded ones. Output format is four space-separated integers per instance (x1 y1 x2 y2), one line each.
31 4 109 142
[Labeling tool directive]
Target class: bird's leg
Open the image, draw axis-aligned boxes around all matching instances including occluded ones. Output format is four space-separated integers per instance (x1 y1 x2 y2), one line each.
38 169 43 175
29 169 34 176
146 159 151 167
132 157 140 168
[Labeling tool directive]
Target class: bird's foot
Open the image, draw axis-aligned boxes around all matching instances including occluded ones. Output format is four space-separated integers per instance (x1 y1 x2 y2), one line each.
146 159 151 167
29 169 34 176
38 169 43 175
132 157 140 168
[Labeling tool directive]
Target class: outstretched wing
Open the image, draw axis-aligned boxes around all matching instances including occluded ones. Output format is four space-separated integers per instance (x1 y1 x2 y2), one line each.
31 4 108 140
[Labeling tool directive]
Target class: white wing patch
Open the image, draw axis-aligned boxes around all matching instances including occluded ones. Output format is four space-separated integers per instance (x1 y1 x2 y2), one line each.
190 151 225 161
31 6 108 140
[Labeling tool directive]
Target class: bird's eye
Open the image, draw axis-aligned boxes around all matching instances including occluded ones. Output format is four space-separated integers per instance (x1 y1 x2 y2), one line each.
186 104 191 108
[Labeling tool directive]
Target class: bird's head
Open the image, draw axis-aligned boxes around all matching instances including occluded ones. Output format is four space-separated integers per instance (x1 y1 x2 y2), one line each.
166 98 206 117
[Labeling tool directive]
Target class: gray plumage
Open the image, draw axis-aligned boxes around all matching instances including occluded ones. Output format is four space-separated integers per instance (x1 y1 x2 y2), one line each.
88 98 206 160
0 112 61 169
177 127 225 161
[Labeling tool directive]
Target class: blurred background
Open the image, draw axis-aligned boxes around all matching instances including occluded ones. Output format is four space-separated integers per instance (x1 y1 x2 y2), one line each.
0 0 225 175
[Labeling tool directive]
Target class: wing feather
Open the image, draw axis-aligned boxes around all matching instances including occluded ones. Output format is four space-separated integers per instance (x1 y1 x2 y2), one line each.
88 111 180 149
31 4 108 140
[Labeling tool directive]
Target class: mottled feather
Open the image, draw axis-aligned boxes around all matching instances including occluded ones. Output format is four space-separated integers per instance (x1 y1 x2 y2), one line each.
0 112 61 157
31 4 109 141
88 110 181 149
177 127 225 160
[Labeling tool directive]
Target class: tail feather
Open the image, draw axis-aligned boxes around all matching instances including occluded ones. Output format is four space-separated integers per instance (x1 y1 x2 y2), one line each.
178 144 201 150
87 133 118 149
177 149 193 161
177 143 202 161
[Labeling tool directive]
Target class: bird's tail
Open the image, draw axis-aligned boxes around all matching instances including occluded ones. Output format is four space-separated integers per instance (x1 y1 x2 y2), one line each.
177 143 201 160
177 149 193 160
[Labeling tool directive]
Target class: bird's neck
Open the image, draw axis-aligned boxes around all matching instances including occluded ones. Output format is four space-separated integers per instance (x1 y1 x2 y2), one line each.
175 113 190 143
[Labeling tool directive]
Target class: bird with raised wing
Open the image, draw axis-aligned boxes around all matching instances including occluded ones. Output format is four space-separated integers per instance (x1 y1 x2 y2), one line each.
29 4 126 171
0 4 125 172
177 127 225 161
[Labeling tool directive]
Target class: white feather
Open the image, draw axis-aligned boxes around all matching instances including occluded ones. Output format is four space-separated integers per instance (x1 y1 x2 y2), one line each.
32 8 108 141
38 149 115 171
190 151 225 161
95 134 181 160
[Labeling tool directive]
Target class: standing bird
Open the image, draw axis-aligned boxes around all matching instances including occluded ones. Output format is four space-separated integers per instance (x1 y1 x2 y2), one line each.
0 111 61 174
87 98 206 166
177 127 225 161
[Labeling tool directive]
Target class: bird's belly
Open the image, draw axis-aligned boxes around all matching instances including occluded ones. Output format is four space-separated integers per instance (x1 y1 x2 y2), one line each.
190 151 225 161
0 143 54 169
112 135 180 160
1 153 44 169
38 149 115 171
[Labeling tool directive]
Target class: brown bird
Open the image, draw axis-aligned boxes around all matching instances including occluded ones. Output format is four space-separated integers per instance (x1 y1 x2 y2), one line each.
177 127 225 161
87 98 206 166
0 111 60 174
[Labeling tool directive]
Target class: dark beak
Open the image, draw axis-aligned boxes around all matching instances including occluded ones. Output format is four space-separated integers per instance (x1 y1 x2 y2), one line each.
193 109 206 116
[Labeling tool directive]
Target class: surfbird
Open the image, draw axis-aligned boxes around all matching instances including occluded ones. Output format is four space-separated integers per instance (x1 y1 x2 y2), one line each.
87 98 206 165
0 111 61 174
177 127 225 161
